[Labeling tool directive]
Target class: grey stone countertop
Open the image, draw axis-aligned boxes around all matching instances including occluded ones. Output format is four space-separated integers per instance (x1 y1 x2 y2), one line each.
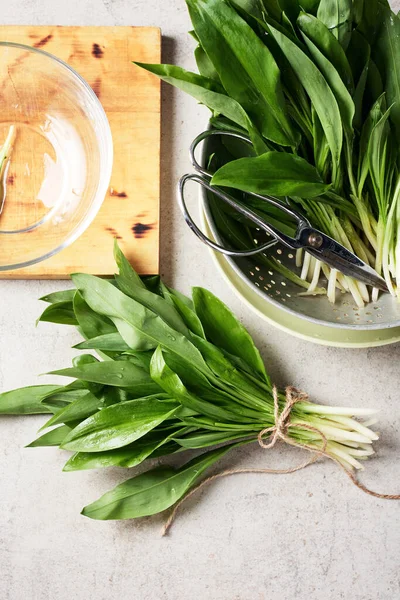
1 2 400 599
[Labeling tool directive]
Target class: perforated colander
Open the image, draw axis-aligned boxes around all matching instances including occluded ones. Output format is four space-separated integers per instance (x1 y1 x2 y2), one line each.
199 132 400 332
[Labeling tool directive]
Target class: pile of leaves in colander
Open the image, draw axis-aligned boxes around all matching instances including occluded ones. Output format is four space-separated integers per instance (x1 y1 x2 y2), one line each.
136 0 400 307
0 244 378 521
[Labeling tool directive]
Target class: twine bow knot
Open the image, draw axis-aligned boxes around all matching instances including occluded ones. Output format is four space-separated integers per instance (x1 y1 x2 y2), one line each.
257 386 312 450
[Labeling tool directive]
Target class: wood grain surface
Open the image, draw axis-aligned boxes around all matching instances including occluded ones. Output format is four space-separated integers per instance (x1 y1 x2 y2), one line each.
0 26 161 278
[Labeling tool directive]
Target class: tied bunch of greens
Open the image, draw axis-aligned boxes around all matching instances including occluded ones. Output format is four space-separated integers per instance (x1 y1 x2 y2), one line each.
136 0 400 307
0 243 379 522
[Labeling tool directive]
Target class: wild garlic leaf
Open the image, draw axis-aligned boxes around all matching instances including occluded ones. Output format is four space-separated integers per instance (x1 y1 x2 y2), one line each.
357 94 386 195
160 283 205 338
71 273 211 376
40 386 89 412
113 240 146 290
172 430 248 449
81 445 233 520
194 44 221 83
211 152 330 197
278 0 300 23
26 425 72 448
368 106 393 214
299 0 320 13
300 31 354 138
36 301 78 326
61 396 178 453
73 332 132 352
73 291 115 339
134 63 250 131
374 9 400 139
312 108 331 177
39 289 76 304
268 25 343 181
135 62 267 154
185 0 298 146
63 428 188 471
49 360 161 395
317 0 353 50
114 244 190 337
192 287 268 382
150 346 250 422
40 391 103 430
0 385 59 415
297 11 354 90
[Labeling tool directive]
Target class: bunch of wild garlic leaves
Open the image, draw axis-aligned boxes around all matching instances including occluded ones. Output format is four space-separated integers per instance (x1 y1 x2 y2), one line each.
0 244 378 521
137 0 400 307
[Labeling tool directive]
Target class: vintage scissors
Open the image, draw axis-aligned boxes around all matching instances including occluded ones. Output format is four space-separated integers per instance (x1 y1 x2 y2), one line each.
178 129 388 292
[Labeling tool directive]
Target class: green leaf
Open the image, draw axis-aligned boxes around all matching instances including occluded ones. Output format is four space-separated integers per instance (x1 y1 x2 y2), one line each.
135 63 250 131
61 396 178 452
298 0 320 13
71 273 211 377
300 30 354 137
40 388 86 411
368 106 393 214
172 430 248 449
40 391 103 430
365 59 384 109
160 284 205 338
150 346 249 422
73 291 115 339
74 333 131 352
312 108 330 177
346 30 370 131
279 0 300 22
113 240 146 290
81 445 233 520
374 9 400 139
194 45 221 82
211 151 330 197
39 289 75 304
317 0 353 49
0 385 59 415
36 301 77 326
49 360 161 395
297 12 353 90
268 25 343 180
114 245 190 337
357 94 386 194
189 334 271 412
185 0 298 146
27 425 72 447
357 0 388 43
230 0 264 20
63 429 186 471
192 287 268 382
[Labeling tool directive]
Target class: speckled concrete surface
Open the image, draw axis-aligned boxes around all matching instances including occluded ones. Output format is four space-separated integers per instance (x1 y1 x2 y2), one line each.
1 2 400 599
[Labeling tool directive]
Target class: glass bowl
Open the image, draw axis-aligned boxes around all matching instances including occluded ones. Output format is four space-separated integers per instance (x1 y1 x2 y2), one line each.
0 42 113 270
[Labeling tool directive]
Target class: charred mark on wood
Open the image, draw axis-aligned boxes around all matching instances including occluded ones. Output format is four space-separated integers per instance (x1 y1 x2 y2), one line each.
105 227 122 240
34 34 53 48
91 77 102 98
136 212 148 218
92 43 104 58
110 188 127 198
132 222 153 239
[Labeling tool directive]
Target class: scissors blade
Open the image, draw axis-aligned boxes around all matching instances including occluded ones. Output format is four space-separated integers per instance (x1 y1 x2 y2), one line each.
297 227 389 292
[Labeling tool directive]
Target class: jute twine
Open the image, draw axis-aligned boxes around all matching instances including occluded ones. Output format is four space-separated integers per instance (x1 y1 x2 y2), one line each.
162 386 400 536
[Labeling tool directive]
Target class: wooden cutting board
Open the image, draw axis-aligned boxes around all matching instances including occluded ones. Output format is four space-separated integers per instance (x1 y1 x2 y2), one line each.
0 26 161 278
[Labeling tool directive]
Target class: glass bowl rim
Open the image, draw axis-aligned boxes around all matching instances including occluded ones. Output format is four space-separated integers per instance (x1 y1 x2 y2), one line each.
0 41 114 271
